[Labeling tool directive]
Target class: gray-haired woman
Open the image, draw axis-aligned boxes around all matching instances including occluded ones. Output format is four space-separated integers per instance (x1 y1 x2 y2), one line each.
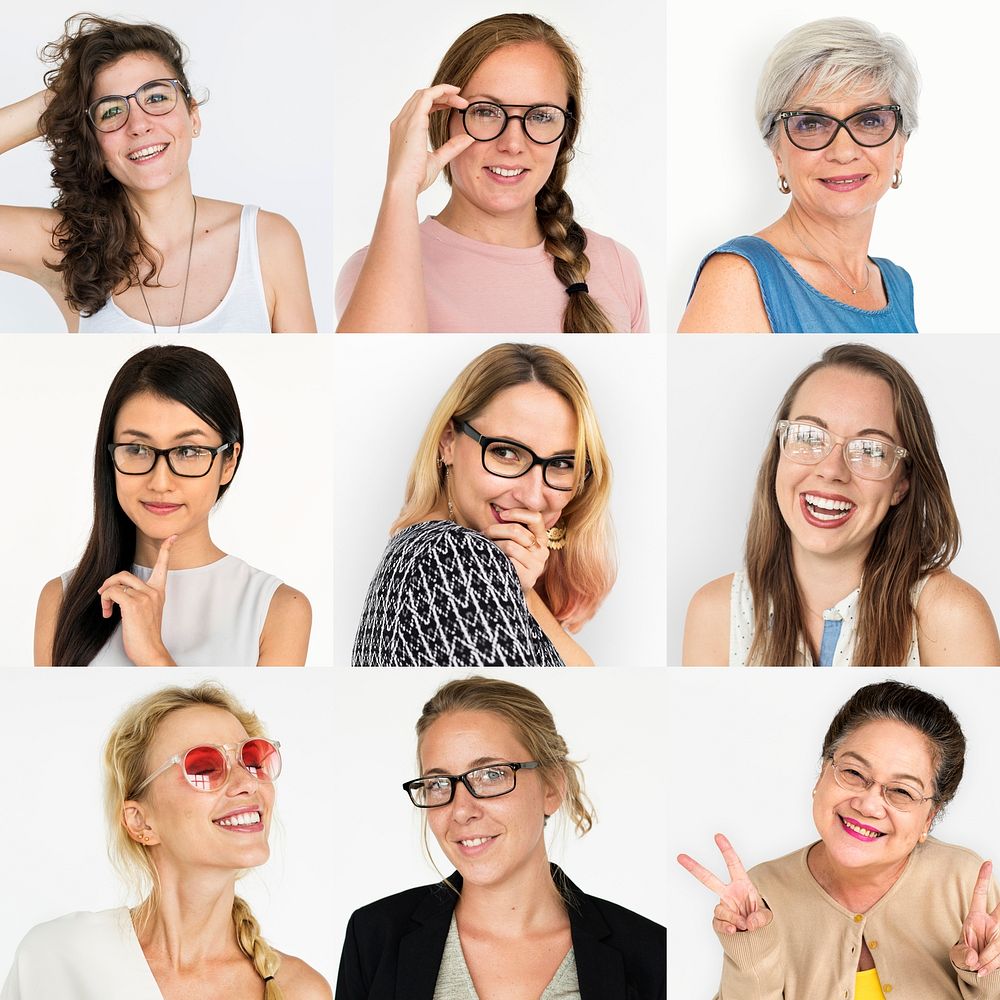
679 18 919 333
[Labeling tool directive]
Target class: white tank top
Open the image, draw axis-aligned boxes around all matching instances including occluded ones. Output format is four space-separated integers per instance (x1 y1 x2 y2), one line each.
60 554 281 666
77 205 271 333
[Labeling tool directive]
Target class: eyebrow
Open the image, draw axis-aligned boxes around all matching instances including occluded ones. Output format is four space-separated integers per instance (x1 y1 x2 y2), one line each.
791 415 898 444
118 428 209 441
791 102 889 116
838 751 927 789
482 431 575 455
422 756 508 776
466 93 564 107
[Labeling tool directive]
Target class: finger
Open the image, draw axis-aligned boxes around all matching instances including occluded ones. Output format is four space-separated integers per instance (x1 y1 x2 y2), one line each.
677 854 728 896
148 535 177 592
715 833 750 882
483 522 540 550
100 585 132 619
714 903 748 932
429 133 475 172
98 571 146 595
746 909 772 932
712 917 740 936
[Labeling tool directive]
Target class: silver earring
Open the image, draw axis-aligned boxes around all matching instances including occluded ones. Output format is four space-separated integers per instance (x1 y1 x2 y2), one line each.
778 175 791 195
891 169 902 189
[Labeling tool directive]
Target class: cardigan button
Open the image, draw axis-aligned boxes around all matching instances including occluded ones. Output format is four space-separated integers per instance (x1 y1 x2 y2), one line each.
883 986 893 993
854 914 863 923
869 940 878 949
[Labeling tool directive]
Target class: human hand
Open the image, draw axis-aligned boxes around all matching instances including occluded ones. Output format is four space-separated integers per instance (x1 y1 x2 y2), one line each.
677 833 773 935
97 535 177 666
951 861 1000 976
385 84 475 197
483 507 550 593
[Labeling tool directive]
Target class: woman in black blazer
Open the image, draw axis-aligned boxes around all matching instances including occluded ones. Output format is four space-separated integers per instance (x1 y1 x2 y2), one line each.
335 676 665 1000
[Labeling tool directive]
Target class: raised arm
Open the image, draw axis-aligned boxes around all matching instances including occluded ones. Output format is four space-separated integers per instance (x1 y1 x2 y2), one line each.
336 85 474 333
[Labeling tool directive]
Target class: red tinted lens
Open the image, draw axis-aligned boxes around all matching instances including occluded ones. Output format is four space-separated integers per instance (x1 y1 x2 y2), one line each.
182 745 228 790
240 739 281 782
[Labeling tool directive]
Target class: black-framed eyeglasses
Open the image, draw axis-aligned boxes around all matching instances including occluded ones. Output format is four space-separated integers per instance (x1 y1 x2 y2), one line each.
108 442 231 478
829 757 935 813
776 420 907 481
774 105 901 150
458 102 571 144
459 421 590 492
403 761 540 808
86 78 190 133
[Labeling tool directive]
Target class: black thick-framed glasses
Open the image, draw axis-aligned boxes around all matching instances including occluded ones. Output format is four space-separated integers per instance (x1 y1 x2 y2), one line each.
108 442 231 478
459 421 590 492
403 761 540 808
458 102 571 144
86 78 190 133
774 105 901 150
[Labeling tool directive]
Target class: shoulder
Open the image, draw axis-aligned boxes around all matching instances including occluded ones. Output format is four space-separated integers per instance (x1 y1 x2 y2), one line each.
747 845 812 899
265 583 312 630
390 521 510 571
581 228 641 273
346 882 453 937
259 583 312 667
683 573 735 666
274 952 332 1000
679 240 771 333
915 570 1000 666
335 244 370 317
255 208 304 251
12 908 126 955
917 836 986 874
870 255 913 286
577 890 665 941
34 575 65 667
36 575 64 616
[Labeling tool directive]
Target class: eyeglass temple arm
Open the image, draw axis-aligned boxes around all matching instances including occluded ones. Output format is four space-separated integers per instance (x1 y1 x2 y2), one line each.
131 754 181 797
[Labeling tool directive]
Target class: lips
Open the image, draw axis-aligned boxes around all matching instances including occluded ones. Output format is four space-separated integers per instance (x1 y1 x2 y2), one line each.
489 503 507 523
454 833 500 856
483 165 527 185
127 142 169 163
141 502 182 516
839 814 885 842
800 492 856 528
818 173 869 192
213 808 264 832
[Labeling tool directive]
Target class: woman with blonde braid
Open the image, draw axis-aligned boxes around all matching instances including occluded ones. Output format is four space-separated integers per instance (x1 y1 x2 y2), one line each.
336 13 647 333
1 683 330 1000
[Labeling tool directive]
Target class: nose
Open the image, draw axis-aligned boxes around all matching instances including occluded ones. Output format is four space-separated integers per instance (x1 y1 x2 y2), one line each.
450 780 484 822
226 750 260 795
126 96 155 134
147 452 178 491
852 782 888 818
825 123 861 162
511 465 547 509
813 443 852 483
495 114 527 153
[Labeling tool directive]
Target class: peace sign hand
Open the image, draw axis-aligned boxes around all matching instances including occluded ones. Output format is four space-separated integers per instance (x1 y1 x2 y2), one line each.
951 861 1000 977
678 833 773 935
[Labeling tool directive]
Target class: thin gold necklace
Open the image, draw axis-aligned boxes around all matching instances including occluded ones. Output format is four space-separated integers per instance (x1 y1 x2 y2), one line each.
790 216 871 295
137 195 198 334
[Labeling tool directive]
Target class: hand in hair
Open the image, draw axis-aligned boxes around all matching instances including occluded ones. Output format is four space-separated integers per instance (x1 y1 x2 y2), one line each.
387 85 475 196
950 860 1000 977
482 507 550 593
677 833 773 935
97 535 177 666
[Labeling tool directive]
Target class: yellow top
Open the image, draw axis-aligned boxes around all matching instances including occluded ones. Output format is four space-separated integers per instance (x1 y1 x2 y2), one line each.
855 967 886 1000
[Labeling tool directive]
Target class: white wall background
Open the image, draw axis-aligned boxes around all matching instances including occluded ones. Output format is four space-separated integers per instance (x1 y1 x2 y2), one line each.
0 334 334 666
667 3 993 333
667 335 1000 664
333 334 668 667
666 669 1000 1000
1 0 334 332
332 0 668 332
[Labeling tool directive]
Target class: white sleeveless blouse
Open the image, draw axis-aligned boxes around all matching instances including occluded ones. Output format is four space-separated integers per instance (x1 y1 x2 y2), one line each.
77 205 270 333
60 555 281 666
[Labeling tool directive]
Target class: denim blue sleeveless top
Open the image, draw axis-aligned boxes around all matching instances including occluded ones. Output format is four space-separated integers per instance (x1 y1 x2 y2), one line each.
692 235 917 333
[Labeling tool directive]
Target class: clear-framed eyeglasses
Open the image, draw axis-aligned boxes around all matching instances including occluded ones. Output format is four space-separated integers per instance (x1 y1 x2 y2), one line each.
459 421 590 491
774 105 902 151
133 738 282 795
108 442 231 478
402 761 540 808
830 757 934 812
776 420 907 481
87 78 190 133
458 102 571 144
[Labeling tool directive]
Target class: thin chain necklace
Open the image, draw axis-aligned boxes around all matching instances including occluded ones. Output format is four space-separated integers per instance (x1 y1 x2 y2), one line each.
137 195 198 334
790 215 871 295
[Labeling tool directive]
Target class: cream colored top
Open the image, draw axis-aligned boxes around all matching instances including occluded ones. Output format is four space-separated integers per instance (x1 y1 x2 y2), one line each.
713 838 1000 1000
432 915 580 1000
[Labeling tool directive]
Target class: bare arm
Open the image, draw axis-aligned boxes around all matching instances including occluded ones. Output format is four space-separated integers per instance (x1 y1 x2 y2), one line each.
677 254 772 333
33 576 62 666
683 574 733 666
258 210 317 333
258 584 312 666
336 85 474 333
525 589 594 667
917 571 1000 666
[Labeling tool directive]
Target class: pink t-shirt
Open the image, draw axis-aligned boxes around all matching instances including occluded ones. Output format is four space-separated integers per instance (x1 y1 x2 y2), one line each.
336 216 648 333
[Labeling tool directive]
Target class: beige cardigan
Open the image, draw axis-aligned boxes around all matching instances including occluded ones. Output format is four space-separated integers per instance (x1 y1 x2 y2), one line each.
713 837 1000 1000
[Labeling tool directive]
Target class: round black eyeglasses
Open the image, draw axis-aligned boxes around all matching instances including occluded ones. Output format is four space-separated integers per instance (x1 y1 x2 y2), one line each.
458 102 571 144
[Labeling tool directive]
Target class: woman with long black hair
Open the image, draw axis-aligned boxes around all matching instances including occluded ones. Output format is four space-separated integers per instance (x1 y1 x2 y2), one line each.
34 345 311 666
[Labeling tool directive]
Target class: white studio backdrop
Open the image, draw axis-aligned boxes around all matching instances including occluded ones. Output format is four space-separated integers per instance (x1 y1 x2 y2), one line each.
1 0 334 332
0 334 334 666
667 1 994 333
666 668 1000 999
332 0 668 333
666 334 1000 665
0 668 341 984
333 334 668 667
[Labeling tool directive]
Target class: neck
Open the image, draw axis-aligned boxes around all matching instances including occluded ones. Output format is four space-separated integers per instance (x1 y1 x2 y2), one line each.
455 851 566 936
125 174 196 256
807 840 910 912
134 871 238 968
435 191 544 248
133 524 224 570
791 544 867 617
785 202 875 280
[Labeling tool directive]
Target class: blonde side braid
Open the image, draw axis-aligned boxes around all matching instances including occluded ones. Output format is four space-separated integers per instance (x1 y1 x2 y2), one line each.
232 897 283 1000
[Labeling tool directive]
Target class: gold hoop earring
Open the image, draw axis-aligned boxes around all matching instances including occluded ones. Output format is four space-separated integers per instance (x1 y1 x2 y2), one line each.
778 175 791 195
546 519 567 550
891 169 902 189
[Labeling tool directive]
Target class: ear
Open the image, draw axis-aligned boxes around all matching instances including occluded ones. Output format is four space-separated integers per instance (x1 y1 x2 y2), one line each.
438 421 456 466
772 145 784 177
190 102 202 139
220 442 241 486
895 133 906 172
542 769 567 820
890 474 909 506
122 801 159 846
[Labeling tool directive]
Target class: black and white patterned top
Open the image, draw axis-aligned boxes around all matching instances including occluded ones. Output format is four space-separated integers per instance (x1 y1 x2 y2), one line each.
352 520 564 667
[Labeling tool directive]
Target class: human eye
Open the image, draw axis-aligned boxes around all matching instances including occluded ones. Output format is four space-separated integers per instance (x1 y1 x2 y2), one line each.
486 442 525 465
477 766 507 783
470 103 503 120
548 456 575 472
887 784 919 804
790 113 831 134
527 107 556 125
122 443 151 457
854 109 889 130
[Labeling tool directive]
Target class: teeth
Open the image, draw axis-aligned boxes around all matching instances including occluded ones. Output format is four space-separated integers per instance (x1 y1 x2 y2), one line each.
805 493 854 521
128 144 167 161
487 167 525 177
843 817 881 839
460 836 493 847
216 810 261 827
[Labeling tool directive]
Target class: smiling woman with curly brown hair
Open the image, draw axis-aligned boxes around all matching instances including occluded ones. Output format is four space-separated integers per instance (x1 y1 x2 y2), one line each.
0 14 315 332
